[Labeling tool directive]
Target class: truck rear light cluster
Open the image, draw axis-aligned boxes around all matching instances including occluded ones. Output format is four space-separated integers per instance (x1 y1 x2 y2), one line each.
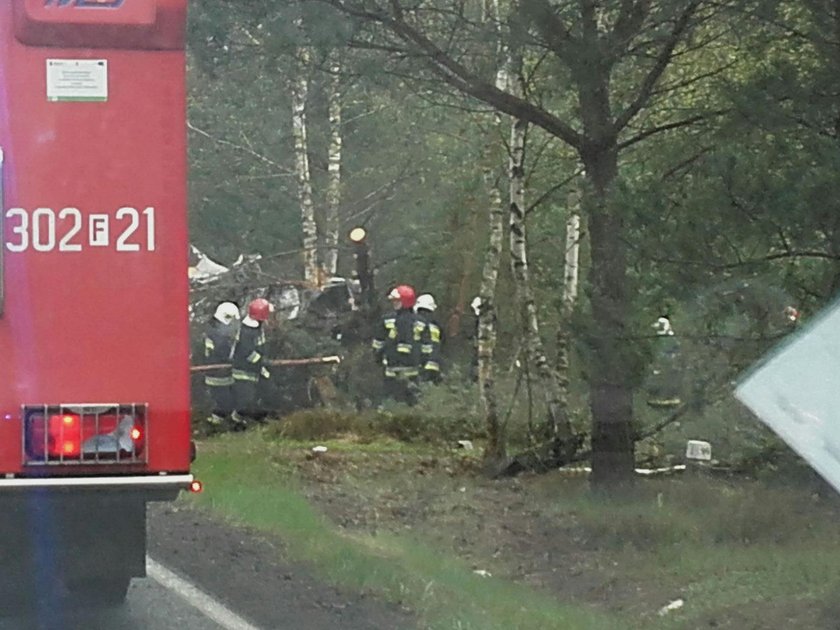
24 403 148 465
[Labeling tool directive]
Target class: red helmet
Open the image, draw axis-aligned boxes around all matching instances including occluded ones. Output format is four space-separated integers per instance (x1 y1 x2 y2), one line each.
388 285 416 309
247 298 273 321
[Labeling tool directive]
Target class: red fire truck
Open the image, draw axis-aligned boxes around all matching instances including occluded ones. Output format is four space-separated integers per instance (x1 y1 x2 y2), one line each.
0 0 195 606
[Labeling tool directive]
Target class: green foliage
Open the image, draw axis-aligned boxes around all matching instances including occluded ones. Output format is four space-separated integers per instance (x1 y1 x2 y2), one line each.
266 408 367 441
265 402 483 445
186 0 840 472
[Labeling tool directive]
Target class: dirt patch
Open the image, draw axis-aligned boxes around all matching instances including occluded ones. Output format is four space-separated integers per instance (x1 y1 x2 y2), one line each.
279 441 840 628
288 447 644 608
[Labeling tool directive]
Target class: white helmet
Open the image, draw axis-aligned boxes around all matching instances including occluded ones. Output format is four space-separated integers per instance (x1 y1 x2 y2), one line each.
470 296 482 316
653 316 674 336
214 301 241 324
415 293 437 312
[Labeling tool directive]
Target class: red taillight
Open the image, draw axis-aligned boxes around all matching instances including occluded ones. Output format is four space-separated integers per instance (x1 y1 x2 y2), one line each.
25 406 147 463
49 413 81 458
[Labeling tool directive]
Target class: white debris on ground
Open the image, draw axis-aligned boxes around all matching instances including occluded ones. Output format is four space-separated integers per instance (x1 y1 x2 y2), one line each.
657 599 685 616
685 440 712 461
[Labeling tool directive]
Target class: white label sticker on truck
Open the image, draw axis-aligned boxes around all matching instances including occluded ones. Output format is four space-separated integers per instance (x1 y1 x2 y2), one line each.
5 206 156 252
47 59 108 103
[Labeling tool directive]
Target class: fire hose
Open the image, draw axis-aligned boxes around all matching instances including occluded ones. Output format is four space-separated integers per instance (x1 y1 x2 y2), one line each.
190 355 341 373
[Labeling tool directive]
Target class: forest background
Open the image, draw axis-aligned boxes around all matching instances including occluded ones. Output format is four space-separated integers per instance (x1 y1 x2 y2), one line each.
186 0 840 487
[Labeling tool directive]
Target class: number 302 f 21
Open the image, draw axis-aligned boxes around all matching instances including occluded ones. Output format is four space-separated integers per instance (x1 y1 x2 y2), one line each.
5 207 156 252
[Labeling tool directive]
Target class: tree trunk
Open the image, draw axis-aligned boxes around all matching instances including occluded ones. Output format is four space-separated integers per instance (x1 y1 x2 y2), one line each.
570 12 636 484
507 50 573 452
291 45 319 285
583 146 635 487
556 185 581 431
474 0 510 467
324 55 342 276
478 144 506 465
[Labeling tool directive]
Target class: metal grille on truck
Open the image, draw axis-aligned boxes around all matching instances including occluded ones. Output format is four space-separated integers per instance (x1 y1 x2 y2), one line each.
23 404 148 465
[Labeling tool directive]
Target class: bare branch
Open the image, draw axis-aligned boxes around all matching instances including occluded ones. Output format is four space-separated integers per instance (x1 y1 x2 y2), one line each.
525 170 581 215
647 250 840 269
324 0 582 148
617 111 723 151
660 145 713 180
612 1 702 134
188 121 293 175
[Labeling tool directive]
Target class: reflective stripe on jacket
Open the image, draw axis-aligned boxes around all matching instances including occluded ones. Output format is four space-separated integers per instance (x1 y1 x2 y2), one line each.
203 320 238 386
372 308 425 370
232 323 267 380
416 311 443 375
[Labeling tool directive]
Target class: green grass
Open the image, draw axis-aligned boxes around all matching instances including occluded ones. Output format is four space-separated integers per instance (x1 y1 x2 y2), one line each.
648 544 840 628
532 475 840 627
189 431 618 630
190 431 840 629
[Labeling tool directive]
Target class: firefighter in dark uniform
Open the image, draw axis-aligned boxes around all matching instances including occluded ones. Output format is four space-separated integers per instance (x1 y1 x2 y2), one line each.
231 298 273 428
203 301 240 428
414 293 443 383
372 285 426 405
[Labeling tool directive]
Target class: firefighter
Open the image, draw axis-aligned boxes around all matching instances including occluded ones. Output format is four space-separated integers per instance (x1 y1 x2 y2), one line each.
231 298 273 428
648 313 681 408
415 293 443 383
203 301 240 428
372 285 425 405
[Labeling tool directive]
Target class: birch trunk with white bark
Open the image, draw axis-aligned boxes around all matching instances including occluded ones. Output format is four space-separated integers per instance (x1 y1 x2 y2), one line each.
506 50 573 448
478 145 506 465
477 0 508 465
291 45 319 285
324 55 342 276
556 185 581 426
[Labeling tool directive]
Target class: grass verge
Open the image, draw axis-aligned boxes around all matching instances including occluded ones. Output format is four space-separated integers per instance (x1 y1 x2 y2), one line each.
189 429 840 629
187 430 618 630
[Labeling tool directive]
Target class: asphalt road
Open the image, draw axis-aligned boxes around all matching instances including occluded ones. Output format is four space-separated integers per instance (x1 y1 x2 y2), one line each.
0 503 414 630
0 572 230 630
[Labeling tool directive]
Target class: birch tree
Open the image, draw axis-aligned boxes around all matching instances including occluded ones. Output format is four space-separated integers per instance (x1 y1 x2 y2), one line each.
478 149 507 465
324 54 343 276
506 42 573 454
556 183 581 431
477 0 510 465
291 37 320 285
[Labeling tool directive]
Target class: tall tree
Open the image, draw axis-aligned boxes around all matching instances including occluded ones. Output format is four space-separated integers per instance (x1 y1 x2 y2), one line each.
291 34 320 284
477 0 511 465
556 181 582 434
324 54 344 276
506 44 573 454
321 0 731 484
478 144 507 464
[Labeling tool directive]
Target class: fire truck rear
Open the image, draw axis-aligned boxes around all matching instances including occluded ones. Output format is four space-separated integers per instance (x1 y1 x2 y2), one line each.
0 0 194 606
